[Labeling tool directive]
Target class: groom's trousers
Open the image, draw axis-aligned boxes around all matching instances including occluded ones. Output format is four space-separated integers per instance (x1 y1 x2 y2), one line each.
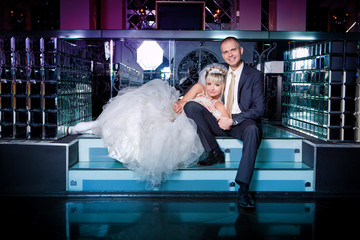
184 101 262 185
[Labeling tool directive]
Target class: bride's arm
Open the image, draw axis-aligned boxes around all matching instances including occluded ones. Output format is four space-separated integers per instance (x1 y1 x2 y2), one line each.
214 101 230 118
173 83 205 113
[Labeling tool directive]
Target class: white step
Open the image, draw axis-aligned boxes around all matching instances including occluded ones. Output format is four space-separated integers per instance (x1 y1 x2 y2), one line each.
68 124 313 192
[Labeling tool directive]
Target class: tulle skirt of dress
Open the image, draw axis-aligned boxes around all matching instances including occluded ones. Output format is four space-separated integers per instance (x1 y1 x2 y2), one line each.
95 79 204 187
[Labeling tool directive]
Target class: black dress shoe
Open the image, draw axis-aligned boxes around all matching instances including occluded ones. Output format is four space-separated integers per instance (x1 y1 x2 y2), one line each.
197 150 225 166
237 189 255 208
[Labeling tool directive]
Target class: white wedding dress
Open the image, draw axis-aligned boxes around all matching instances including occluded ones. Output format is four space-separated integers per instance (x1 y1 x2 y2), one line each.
73 79 204 187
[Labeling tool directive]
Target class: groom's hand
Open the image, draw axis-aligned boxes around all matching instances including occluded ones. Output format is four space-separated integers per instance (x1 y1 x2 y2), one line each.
218 116 232 130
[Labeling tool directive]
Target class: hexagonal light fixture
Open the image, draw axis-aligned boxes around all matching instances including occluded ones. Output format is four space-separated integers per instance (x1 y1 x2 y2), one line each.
137 41 163 70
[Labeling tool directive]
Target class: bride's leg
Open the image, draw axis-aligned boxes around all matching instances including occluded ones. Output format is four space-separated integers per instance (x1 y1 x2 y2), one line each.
68 121 98 134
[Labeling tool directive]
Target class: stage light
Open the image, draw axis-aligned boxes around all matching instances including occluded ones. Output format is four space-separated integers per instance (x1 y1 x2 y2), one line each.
213 9 221 18
137 41 163 71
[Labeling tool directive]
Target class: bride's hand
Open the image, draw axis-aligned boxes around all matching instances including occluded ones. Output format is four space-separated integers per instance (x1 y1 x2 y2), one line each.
218 116 232 130
173 101 183 114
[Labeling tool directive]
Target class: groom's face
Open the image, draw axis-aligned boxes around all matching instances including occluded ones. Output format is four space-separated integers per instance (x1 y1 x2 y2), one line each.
221 39 243 71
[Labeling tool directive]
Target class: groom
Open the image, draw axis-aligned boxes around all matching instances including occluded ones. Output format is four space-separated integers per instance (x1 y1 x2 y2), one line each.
184 37 264 208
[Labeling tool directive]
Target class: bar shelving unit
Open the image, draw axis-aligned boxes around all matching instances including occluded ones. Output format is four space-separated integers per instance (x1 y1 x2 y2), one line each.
282 40 359 141
0 37 92 140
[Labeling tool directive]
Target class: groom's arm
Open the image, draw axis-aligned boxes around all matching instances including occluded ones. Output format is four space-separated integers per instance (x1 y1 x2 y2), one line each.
232 71 264 124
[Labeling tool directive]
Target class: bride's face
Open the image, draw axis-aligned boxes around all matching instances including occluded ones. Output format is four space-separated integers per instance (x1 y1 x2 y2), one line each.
206 81 223 99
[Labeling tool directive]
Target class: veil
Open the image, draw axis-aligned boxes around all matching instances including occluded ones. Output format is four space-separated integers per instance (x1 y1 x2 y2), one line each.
198 63 228 86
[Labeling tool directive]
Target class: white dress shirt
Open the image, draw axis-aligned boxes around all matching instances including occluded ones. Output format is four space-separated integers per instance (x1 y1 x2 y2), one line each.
224 63 244 114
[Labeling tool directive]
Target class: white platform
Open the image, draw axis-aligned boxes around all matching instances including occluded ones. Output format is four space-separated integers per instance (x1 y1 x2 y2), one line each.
68 125 314 192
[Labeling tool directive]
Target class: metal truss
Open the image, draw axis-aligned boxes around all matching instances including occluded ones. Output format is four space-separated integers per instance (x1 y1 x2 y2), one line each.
126 0 236 30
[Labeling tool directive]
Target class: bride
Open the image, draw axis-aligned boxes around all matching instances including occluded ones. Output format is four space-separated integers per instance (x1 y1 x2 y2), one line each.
69 64 228 187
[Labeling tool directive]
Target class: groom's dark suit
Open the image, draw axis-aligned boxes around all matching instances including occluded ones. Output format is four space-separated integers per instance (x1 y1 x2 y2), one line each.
184 63 264 185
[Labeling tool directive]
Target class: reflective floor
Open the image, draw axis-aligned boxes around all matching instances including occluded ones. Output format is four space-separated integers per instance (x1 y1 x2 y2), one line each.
1 195 359 240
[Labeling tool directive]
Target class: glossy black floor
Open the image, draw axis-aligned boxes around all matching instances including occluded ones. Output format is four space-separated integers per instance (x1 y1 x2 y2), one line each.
1 194 359 240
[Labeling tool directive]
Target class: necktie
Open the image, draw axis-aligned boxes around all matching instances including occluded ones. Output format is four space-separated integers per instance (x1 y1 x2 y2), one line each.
226 72 235 116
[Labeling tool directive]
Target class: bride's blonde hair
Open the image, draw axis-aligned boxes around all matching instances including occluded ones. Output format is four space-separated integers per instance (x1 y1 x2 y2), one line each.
205 66 227 99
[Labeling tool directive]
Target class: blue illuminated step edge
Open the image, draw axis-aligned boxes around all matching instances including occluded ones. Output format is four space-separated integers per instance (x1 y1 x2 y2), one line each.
68 160 314 192
77 137 303 163
71 160 309 170
68 168 314 192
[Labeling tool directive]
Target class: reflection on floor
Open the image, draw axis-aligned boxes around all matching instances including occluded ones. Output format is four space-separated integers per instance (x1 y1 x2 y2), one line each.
1 196 359 239
68 199 313 239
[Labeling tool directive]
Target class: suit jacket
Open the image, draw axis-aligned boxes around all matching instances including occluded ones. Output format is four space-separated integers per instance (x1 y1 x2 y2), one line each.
231 64 264 125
